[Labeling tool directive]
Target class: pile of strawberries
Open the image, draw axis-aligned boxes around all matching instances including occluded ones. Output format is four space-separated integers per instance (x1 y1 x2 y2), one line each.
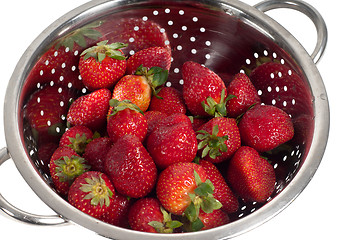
24 18 295 233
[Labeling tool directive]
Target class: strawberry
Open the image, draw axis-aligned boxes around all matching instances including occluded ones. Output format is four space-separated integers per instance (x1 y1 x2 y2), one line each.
226 73 261 118
67 88 111 131
182 61 228 117
79 41 127 91
104 134 157 198
112 66 168 112
128 198 183 233
156 162 222 231
107 99 148 143
249 61 313 116
98 18 171 56
146 113 197 169
188 116 208 132
199 160 239 213
99 193 131 228
238 104 294 152
227 146 276 202
24 85 75 144
49 146 90 196
197 209 230 230
26 21 103 91
68 171 115 219
149 87 187 115
59 125 93 154
197 117 241 163
126 46 172 75
83 137 113 172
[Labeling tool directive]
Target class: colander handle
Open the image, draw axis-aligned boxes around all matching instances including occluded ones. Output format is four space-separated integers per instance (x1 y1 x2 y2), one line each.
0 147 69 226
254 0 328 64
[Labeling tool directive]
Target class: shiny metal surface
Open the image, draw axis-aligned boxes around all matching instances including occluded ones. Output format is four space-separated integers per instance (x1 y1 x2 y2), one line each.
1 0 329 239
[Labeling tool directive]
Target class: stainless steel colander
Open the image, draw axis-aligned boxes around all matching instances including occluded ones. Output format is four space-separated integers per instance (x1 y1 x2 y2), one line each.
0 0 329 239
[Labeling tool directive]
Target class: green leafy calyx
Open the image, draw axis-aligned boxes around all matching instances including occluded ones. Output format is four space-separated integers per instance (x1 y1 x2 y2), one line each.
202 89 236 117
109 99 144 116
183 170 222 231
54 156 90 183
80 174 114 207
135 65 169 98
148 207 183 233
197 125 229 159
68 133 92 155
81 40 128 63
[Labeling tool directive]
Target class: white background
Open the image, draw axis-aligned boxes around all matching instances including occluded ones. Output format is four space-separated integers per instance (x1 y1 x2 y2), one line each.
0 0 359 239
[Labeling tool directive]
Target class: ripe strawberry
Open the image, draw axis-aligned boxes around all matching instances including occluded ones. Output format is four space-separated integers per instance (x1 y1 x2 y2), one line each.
59 125 93 154
128 198 182 233
238 104 294 152
156 162 222 231
26 21 103 90
107 99 148 143
25 85 75 144
182 61 227 117
49 146 90 196
99 193 131 228
104 134 157 198
67 88 111 131
226 73 261 118
126 46 172 75
199 160 239 213
249 61 313 116
189 116 208 132
79 41 127 91
146 113 197 169
227 146 276 202
83 137 113 172
197 117 241 163
112 66 168 112
149 87 187 115
197 209 230 230
68 171 115 219
98 18 171 56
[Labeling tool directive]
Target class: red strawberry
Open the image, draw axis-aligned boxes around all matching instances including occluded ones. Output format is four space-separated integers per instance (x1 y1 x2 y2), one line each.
197 117 241 163
25 85 75 144
149 87 187 116
112 66 168 112
238 104 294 152
26 21 103 91
146 113 197 169
67 88 111 131
156 162 222 231
79 41 127 91
198 209 230 230
68 171 115 219
99 193 131 228
189 116 208 132
226 73 261 118
49 147 90 196
83 137 113 172
126 46 172 75
144 111 168 137
199 160 239 213
104 134 157 198
107 99 148 143
128 198 182 233
249 61 313 116
98 18 171 56
227 146 276 202
182 61 227 117
59 125 93 154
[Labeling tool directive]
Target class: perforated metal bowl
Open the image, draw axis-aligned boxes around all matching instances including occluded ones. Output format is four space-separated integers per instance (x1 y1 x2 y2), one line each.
0 0 329 239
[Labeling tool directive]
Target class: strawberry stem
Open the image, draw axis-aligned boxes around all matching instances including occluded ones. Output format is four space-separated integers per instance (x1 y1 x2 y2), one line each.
201 89 236 117
197 125 229 159
54 156 90 183
81 40 128 63
109 99 144 116
80 174 114 207
135 65 169 98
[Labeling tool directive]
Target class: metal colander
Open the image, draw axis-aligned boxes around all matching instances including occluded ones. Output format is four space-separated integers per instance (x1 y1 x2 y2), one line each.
0 0 329 239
